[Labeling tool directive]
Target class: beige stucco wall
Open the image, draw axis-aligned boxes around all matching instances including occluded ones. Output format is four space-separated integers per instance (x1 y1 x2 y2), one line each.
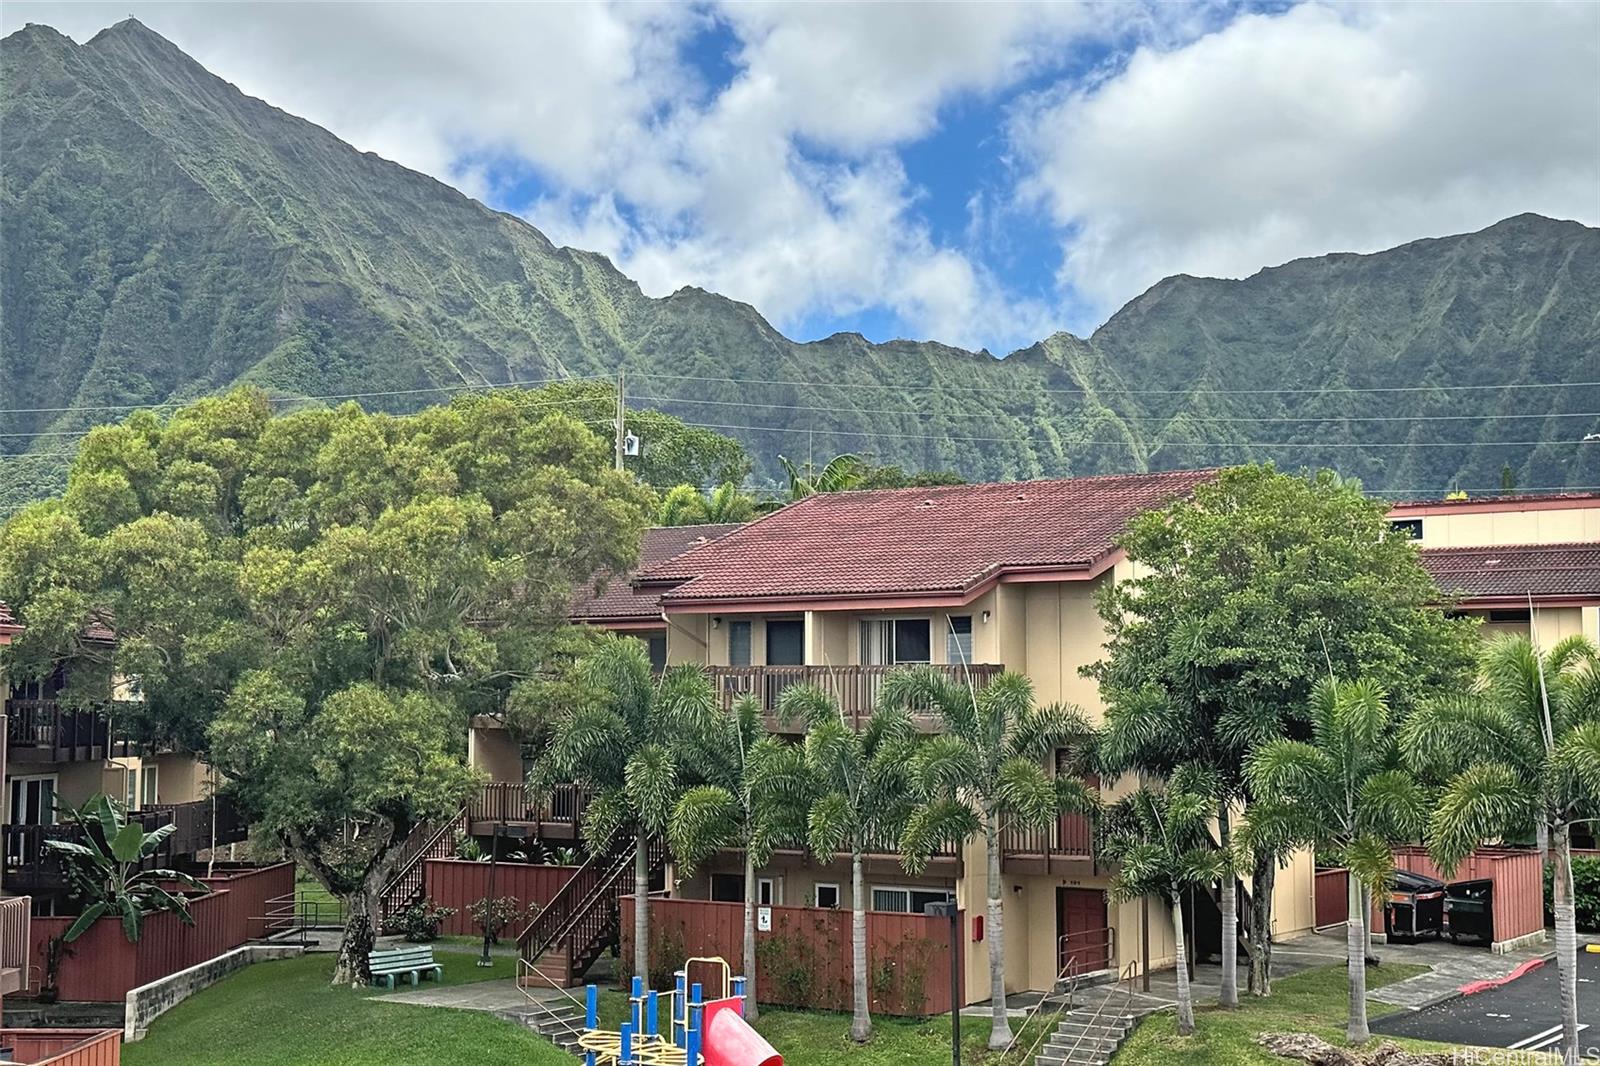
1465 605 1595 650
1409 505 1600 549
468 722 523 782
1019 580 1110 718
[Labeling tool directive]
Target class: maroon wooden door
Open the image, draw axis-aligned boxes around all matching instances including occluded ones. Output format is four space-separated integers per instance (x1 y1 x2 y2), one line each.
1056 887 1110 974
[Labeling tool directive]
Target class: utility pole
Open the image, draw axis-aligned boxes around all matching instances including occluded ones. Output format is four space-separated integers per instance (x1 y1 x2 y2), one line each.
614 369 626 472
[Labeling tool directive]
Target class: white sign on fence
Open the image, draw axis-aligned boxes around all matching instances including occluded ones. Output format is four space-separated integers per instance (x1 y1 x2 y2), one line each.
757 906 772 932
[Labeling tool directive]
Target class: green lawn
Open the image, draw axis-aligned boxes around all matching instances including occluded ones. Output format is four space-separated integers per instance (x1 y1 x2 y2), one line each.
122 949 1477 1066
1116 962 1464 1065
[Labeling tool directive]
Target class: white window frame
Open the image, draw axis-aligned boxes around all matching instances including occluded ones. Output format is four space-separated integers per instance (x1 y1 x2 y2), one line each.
141 764 160 807
727 620 753 667
814 882 841 909
869 884 955 914
758 877 780 906
858 617 934 666
945 615 973 666
9 773 58 825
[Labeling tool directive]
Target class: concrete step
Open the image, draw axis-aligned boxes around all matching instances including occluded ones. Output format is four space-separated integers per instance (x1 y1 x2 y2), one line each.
1053 1019 1131 1038
1036 1050 1114 1066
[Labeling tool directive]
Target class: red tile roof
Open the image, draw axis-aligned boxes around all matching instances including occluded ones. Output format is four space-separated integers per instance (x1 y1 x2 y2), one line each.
571 524 743 623
1422 542 1600 602
1389 491 1600 515
642 469 1219 607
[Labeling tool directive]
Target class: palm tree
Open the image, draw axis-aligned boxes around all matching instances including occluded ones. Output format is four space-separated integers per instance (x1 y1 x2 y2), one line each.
538 635 713 982
779 682 919 1043
655 482 757 526
667 695 809 1020
1402 634 1600 1063
47 794 207 942
1244 678 1427 1043
778 453 866 500
1098 765 1229 1037
883 667 1098 1049
702 482 756 523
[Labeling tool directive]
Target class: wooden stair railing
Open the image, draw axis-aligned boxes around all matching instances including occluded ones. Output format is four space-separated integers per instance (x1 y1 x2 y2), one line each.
379 806 468 926
517 833 668 987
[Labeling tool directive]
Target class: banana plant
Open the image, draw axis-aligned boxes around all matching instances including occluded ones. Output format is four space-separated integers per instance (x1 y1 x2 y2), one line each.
46 793 207 943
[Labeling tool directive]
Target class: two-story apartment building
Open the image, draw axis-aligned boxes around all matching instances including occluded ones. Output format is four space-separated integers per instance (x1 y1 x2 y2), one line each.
0 604 244 912
471 477 1600 1001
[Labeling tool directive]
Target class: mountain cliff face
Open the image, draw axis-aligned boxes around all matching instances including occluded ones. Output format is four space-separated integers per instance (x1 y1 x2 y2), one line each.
4 19 1597 508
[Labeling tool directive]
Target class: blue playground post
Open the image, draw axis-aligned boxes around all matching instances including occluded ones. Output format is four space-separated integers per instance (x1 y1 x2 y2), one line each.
584 984 599 1066
620 1021 633 1066
685 1007 702 1066
674 971 688 1047
647 990 659 1036
630 975 643 1035
732 975 747 1017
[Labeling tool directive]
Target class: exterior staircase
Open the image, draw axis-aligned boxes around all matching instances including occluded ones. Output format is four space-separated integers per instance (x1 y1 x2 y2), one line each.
1030 963 1152 1066
378 806 468 927
494 993 586 1057
516 832 668 988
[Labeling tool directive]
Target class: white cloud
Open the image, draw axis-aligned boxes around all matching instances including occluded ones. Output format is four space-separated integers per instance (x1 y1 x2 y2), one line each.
1012 1 1600 323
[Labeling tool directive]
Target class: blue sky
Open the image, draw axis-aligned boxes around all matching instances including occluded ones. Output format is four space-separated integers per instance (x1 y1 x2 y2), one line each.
9 1 1598 353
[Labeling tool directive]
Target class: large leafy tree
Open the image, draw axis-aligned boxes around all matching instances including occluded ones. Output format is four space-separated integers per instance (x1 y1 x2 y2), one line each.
1099 766 1229 1037
884 667 1097 1049
780 683 919 1043
540 637 714 983
0 386 652 984
667 695 809 1020
1244 678 1428 1043
1403 634 1600 1062
1090 464 1478 995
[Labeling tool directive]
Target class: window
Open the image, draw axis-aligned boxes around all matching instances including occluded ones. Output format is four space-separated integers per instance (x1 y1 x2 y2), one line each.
765 619 805 665
815 883 841 909
946 616 973 665
124 768 139 812
710 874 744 902
142 765 159 807
870 886 955 914
646 634 668 673
728 621 752 667
859 618 932 665
1487 609 1533 624
758 877 779 906
1388 518 1424 540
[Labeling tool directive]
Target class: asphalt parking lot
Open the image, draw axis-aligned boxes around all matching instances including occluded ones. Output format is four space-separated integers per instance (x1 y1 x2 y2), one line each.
1372 950 1598 1055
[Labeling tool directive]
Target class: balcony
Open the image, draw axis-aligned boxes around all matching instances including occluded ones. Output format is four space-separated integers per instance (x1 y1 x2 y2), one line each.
1000 811 1095 875
469 781 592 840
0 894 29 997
2 794 245 894
3 699 129 764
706 663 1003 730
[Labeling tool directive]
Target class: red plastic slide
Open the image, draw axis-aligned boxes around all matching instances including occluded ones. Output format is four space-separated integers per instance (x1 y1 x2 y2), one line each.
700 997 782 1066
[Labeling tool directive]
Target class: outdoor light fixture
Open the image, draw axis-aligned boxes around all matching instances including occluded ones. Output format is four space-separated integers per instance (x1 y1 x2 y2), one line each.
980 610 992 624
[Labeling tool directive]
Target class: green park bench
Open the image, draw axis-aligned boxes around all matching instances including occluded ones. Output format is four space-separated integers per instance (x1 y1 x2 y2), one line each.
368 945 444 989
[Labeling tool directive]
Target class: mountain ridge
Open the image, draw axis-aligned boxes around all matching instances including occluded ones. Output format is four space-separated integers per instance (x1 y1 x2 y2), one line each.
3 18 1597 507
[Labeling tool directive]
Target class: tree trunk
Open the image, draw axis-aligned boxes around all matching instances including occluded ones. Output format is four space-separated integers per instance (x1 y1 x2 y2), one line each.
1170 892 1195 1037
1345 876 1369 1044
1551 822 1580 1063
634 830 650 983
850 849 871 1042
1247 850 1275 996
333 879 381 987
1217 804 1238 1009
985 815 1014 1049
742 849 759 1022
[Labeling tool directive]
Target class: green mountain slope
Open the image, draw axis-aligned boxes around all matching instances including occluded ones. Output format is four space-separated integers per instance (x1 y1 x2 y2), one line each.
4 19 1597 507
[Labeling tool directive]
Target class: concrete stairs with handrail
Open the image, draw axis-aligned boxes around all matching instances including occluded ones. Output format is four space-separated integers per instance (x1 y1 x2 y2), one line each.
494 986 586 1057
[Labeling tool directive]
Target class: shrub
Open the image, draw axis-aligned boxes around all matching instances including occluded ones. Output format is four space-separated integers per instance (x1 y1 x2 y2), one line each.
1544 855 1600 931
454 833 483 862
397 897 456 942
470 895 528 944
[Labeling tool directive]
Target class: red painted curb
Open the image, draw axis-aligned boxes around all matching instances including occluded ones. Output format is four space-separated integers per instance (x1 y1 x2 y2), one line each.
1457 957 1545 996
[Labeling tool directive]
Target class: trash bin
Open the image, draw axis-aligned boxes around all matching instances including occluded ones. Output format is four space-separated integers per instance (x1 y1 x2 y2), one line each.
1445 879 1494 944
1385 870 1446 941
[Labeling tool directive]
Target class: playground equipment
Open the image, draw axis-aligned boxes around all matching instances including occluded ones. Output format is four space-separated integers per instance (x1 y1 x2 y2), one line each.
575 956 781 1066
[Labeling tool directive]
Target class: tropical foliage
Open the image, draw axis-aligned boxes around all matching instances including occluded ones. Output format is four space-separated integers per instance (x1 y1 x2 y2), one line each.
1403 634 1600 1062
779 683 920 1042
1099 766 1230 1037
1244 678 1428 1042
667 694 809 1020
47 794 207 943
883 667 1097 1048
777 454 867 500
655 482 759 526
0 387 653 983
1091 464 1478 995
538 636 714 981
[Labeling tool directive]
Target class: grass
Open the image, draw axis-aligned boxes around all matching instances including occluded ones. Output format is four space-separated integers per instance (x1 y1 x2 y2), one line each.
122 949 1473 1066
1116 962 1457 1065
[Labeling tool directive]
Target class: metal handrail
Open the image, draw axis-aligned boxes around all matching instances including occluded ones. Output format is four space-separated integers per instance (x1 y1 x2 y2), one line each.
1001 952 1082 1064
515 956 591 1041
1056 925 1115 977
1058 961 1141 1066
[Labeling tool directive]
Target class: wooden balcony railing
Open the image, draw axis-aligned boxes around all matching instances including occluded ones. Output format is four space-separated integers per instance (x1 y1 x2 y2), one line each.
4 699 118 762
705 663 1003 729
0 894 30 996
1001 812 1095 861
2 794 245 890
471 782 593 838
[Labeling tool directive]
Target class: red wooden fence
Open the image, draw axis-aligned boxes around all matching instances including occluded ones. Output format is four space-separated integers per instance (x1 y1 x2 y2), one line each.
1313 868 1349 928
621 897 961 1017
1390 846 1545 945
0 1028 121 1065
26 863 294 1002
420 859 582 938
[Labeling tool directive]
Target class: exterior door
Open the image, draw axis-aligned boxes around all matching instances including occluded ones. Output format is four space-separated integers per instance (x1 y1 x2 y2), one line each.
1056 887 1110 974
